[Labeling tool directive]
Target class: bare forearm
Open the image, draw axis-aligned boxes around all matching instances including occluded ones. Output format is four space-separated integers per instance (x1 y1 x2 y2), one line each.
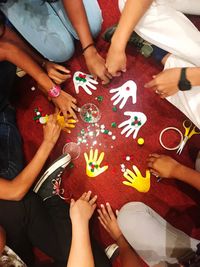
62 0 93 48
2 41 53 93
3 26 44 65
117 235 143 267
173 164 200 190
0 141 54 201
67 222 94 267
187 67 200 87
111 0 153 51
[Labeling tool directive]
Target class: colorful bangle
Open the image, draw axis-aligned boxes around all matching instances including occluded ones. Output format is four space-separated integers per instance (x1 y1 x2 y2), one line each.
48 85 61 98
82 43 94 54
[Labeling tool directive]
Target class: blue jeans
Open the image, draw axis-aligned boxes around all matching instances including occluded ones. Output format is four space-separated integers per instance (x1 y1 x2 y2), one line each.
0 106 24 180
0 0 103 62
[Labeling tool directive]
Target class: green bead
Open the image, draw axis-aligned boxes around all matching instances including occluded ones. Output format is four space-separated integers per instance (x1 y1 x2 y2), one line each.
69 162 74 169
104 129 109 134
97 96 103 102
112 106 117 112
111 122 117 128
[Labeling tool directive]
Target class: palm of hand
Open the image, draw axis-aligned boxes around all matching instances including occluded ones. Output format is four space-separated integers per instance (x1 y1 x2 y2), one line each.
84 149 108 177
123 165 151 193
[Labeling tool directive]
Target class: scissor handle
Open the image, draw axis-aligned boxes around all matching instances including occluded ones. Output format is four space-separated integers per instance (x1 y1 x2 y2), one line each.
182 120 192 136
188 126 200 138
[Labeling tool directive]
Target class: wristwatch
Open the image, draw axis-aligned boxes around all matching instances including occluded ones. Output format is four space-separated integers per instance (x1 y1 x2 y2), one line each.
178 68 191 91
48 85 61 98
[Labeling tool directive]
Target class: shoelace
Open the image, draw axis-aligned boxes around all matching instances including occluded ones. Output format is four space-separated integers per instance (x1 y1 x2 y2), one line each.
52 177 65 200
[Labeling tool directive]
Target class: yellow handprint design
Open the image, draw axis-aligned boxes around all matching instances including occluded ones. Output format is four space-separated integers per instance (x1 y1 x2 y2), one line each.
123 165 151 193
84 149 108 178
39 111 77 133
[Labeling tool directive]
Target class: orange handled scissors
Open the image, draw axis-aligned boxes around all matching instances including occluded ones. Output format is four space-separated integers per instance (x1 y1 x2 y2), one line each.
177 120 200 155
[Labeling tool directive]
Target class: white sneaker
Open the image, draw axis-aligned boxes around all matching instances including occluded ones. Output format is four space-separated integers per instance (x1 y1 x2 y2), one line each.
33 153 71 200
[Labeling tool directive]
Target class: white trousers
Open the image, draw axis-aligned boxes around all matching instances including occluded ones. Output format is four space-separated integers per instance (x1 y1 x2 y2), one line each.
117 202 199 267
118 0 200 129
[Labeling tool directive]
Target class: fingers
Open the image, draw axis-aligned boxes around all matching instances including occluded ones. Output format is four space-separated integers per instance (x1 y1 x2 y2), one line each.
89 195 97 206
105 202 116 220
99 204 110 222
144 78 156 88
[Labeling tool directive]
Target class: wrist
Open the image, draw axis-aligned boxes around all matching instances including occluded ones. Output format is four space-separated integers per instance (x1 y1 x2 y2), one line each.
83 44 97 58
37 73 55 93
172 163 185 180
72 218 89 229
111 34 127 52
116 235 130 248
187 67 200 87
42 139 56 150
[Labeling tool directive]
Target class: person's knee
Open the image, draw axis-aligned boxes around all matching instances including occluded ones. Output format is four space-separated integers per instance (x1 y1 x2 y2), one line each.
89 16 102 38
46 41 75 63
86 5 103 38
117 202 149 231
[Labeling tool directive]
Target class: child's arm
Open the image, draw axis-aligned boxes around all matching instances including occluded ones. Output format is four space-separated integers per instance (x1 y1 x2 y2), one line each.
147 154 200 190
67 192 97 267
106 0 153 76
0 115 61 201
62 0 111 84
98 203 143 267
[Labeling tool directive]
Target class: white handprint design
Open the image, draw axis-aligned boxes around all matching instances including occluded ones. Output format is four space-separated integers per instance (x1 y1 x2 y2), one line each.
118 112 147 139
73 71 98 95
110 80 137 109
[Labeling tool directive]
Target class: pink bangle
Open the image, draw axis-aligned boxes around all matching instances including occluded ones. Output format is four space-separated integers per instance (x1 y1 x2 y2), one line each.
48 85 61 98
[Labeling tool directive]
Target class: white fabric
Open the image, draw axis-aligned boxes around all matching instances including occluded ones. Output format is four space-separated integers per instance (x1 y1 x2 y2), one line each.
118 0 200 129
164 55 200 129
118 202 199 267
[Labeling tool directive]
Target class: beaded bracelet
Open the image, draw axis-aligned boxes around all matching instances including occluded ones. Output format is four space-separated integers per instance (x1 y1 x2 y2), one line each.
82 43 94 54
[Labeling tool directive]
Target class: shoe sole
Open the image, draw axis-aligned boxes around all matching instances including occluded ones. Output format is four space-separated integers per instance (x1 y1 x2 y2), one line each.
33 153 71 193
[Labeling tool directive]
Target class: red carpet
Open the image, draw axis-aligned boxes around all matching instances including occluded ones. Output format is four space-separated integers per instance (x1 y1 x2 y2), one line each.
14 1 200 266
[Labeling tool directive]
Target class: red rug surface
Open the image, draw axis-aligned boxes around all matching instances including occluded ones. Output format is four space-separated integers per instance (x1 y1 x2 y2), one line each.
13 1 200 266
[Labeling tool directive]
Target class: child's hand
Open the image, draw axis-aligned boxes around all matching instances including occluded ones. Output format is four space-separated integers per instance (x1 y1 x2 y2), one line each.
147 154 180 178
52 90 77 120
106 45 127 77
43 113 61 146
70 191 97 224
44 61 71 84
98 203 122 241
84 48 112 85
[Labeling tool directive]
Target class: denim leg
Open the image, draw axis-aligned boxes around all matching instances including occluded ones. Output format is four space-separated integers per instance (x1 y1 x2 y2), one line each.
49 0 103 39
0 0 75 62
0 106 24 180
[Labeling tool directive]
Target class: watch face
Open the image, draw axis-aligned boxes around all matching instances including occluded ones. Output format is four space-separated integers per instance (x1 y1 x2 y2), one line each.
178 80 191 91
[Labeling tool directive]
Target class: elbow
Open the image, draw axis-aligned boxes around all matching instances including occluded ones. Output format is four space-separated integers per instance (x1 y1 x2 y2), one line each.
6 187 25 201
